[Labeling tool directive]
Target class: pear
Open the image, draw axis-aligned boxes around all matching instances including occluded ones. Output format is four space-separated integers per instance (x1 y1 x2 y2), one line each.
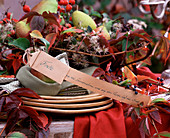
72 10 96 30
94 26 110 40
15 19 31 38
30 68 56 83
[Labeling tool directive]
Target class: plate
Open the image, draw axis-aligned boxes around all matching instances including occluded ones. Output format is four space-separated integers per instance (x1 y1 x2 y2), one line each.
24 102 113 114
40 92 100 100
23 98 113 109
21 94 107 104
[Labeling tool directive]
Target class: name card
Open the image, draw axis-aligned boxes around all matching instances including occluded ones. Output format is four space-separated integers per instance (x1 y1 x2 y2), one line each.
28 51 151 107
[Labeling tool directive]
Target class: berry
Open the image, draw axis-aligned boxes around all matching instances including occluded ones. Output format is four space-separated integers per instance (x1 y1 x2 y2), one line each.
135 91 138 95
69 16 72 21
149 83 152 86
66 4 72 12
65 23 72 28
124 77 127 80
134 85 137 88
58 0 64 5
60 8 65 13
69 0 75 5
160 78 164 82
63 0 69 6
10 30 15 36
23 5 30 12
126 85 130 89
133 88 136 91
58 5 61 10
6 12 11 19
161 83 164 86
157 77 160 81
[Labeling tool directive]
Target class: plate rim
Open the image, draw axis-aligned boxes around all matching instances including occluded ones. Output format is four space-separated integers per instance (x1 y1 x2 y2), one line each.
23 99 113 108
25 102 113 114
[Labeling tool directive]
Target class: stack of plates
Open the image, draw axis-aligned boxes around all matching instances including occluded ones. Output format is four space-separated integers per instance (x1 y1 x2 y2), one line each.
22 93 113 114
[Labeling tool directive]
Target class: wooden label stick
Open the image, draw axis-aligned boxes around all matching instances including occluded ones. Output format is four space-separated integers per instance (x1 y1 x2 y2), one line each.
28 51 151 107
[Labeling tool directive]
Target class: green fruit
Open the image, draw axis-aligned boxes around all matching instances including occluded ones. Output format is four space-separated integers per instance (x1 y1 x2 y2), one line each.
72 10 96 30
95 26 110 40
15 19 31 38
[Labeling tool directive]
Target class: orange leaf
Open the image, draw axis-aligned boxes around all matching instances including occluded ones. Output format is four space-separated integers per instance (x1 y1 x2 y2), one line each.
38 113 48 128
123 66 137 84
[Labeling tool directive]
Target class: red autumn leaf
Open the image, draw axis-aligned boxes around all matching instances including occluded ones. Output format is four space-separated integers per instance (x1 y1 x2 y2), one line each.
131 111 137 123
20 106 44 129
42 12 60 27
3 102 18 112
8 94 22 105
12 88 42 99
5 108 19 135
6 52 24 74
149 110 162 124
139 118 146 138
37 113 49 128
12 59 21 74
92 67 105 78
144 117 151 136
45 33 58 51
105 61 112 72
30 16 45 32
19 11 40 23
0 97 5 112
18 109 29 119
104 73 113 83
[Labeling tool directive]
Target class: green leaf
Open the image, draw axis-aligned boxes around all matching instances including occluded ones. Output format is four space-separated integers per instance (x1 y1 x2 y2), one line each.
9 38 30 50
39 38 50 50
83 0 96 6
87 26 93 33
105 20 114 31
100 0 111 9
83 8 89 14
154 131 170 137
118 79 131 86
112 80 118 85
71 37 77 45
7 131 27 138
60 16 65 26
90 10 102 18
31 0 58 14
61 28 83 34
151 98 166 103
122 39 133 51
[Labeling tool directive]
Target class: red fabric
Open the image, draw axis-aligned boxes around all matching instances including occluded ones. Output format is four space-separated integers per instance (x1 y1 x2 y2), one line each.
73 67 169 138
74 101 126 138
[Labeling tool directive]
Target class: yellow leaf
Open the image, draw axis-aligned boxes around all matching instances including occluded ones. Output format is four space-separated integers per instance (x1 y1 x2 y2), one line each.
30 30 43 39
123 66 137 84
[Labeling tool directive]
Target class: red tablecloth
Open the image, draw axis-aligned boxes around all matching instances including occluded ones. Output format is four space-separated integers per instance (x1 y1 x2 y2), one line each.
73 67 170 138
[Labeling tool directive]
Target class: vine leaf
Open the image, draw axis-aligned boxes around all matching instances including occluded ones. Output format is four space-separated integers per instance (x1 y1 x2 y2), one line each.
149 110 162 124
30 16 45 32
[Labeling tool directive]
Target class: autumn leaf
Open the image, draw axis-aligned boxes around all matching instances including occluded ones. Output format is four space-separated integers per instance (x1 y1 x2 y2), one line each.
31 0 58 14
92 68 105 77
122 66 137 84
149 110 162 124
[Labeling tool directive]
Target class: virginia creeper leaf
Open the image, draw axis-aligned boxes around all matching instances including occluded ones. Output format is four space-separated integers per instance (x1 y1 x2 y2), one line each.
9 38 30 50
30 16 45 32
149 110 162 124
31 0 58 14
151 98 166 103
7 131 27 138
30 30 43 38
42 12 60 27
92 68 105 77
12 88 41 99
61 28 83 34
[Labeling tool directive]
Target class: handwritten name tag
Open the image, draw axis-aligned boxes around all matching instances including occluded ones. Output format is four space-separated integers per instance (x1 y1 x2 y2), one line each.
28 51 151 107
